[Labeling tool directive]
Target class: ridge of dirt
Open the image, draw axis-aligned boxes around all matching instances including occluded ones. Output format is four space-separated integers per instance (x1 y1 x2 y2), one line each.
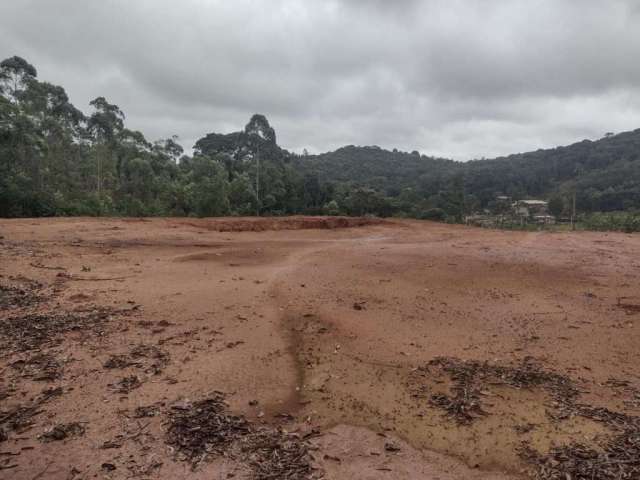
179 215 387 232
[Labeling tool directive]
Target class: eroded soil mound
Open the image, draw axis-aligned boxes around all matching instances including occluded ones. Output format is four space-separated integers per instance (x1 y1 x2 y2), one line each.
181 215 385 232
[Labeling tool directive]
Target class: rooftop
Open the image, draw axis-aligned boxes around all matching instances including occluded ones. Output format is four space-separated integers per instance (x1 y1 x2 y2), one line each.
516 200 548 205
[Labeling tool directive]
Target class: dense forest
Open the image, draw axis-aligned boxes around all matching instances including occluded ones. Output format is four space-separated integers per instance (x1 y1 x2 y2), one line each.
298 131 640 218
2 55 640 222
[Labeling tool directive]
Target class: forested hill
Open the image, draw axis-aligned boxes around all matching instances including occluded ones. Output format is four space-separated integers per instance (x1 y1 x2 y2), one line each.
463 129 640 212
296 128 640 214
295 146 459 195
1 54 640 220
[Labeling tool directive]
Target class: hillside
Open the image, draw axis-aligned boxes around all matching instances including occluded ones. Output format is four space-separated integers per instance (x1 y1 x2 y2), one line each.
294 146 459 195
296 129 640 214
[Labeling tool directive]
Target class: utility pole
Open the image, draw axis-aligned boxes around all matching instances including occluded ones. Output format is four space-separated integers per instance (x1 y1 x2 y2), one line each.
255 143 260 217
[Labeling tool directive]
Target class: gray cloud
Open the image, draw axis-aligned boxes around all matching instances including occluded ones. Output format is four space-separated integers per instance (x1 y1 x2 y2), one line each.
1 0 640 160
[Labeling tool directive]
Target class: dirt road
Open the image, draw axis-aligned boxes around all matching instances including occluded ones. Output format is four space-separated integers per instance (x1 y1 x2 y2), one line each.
1 217 639 479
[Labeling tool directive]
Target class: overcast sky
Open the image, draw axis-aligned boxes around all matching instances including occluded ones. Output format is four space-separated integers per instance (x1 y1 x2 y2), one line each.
2 0 640 160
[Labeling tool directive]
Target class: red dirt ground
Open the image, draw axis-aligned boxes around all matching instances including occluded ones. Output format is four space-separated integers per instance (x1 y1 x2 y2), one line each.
1 216 639 479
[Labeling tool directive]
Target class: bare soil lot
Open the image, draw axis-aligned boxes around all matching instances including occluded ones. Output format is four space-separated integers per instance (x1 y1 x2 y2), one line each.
1 216 639 479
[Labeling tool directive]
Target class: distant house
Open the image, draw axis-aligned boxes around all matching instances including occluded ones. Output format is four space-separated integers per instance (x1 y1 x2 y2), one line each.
468 197 557 228
512 200 555 224
513 199 548 217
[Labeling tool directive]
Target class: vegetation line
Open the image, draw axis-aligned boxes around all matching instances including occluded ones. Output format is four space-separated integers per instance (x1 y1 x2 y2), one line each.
1 56 639 231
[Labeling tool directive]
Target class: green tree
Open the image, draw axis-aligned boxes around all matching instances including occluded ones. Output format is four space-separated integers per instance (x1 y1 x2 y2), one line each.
548 195 564 217
0 56 37 103
88 97 125 209
189 156 230 217
228 173 257 215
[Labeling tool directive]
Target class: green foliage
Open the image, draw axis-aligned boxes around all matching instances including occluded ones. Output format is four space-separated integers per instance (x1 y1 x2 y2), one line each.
228 173 257 215
419 208 447 221
323 200 340 215
581 211 640 233
295 129 640 221
0 56 37 102
2 55 640 229
341 187 394 217
295 145 458 197
189 156 230 217
548 195 565 217
88 96 125 141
